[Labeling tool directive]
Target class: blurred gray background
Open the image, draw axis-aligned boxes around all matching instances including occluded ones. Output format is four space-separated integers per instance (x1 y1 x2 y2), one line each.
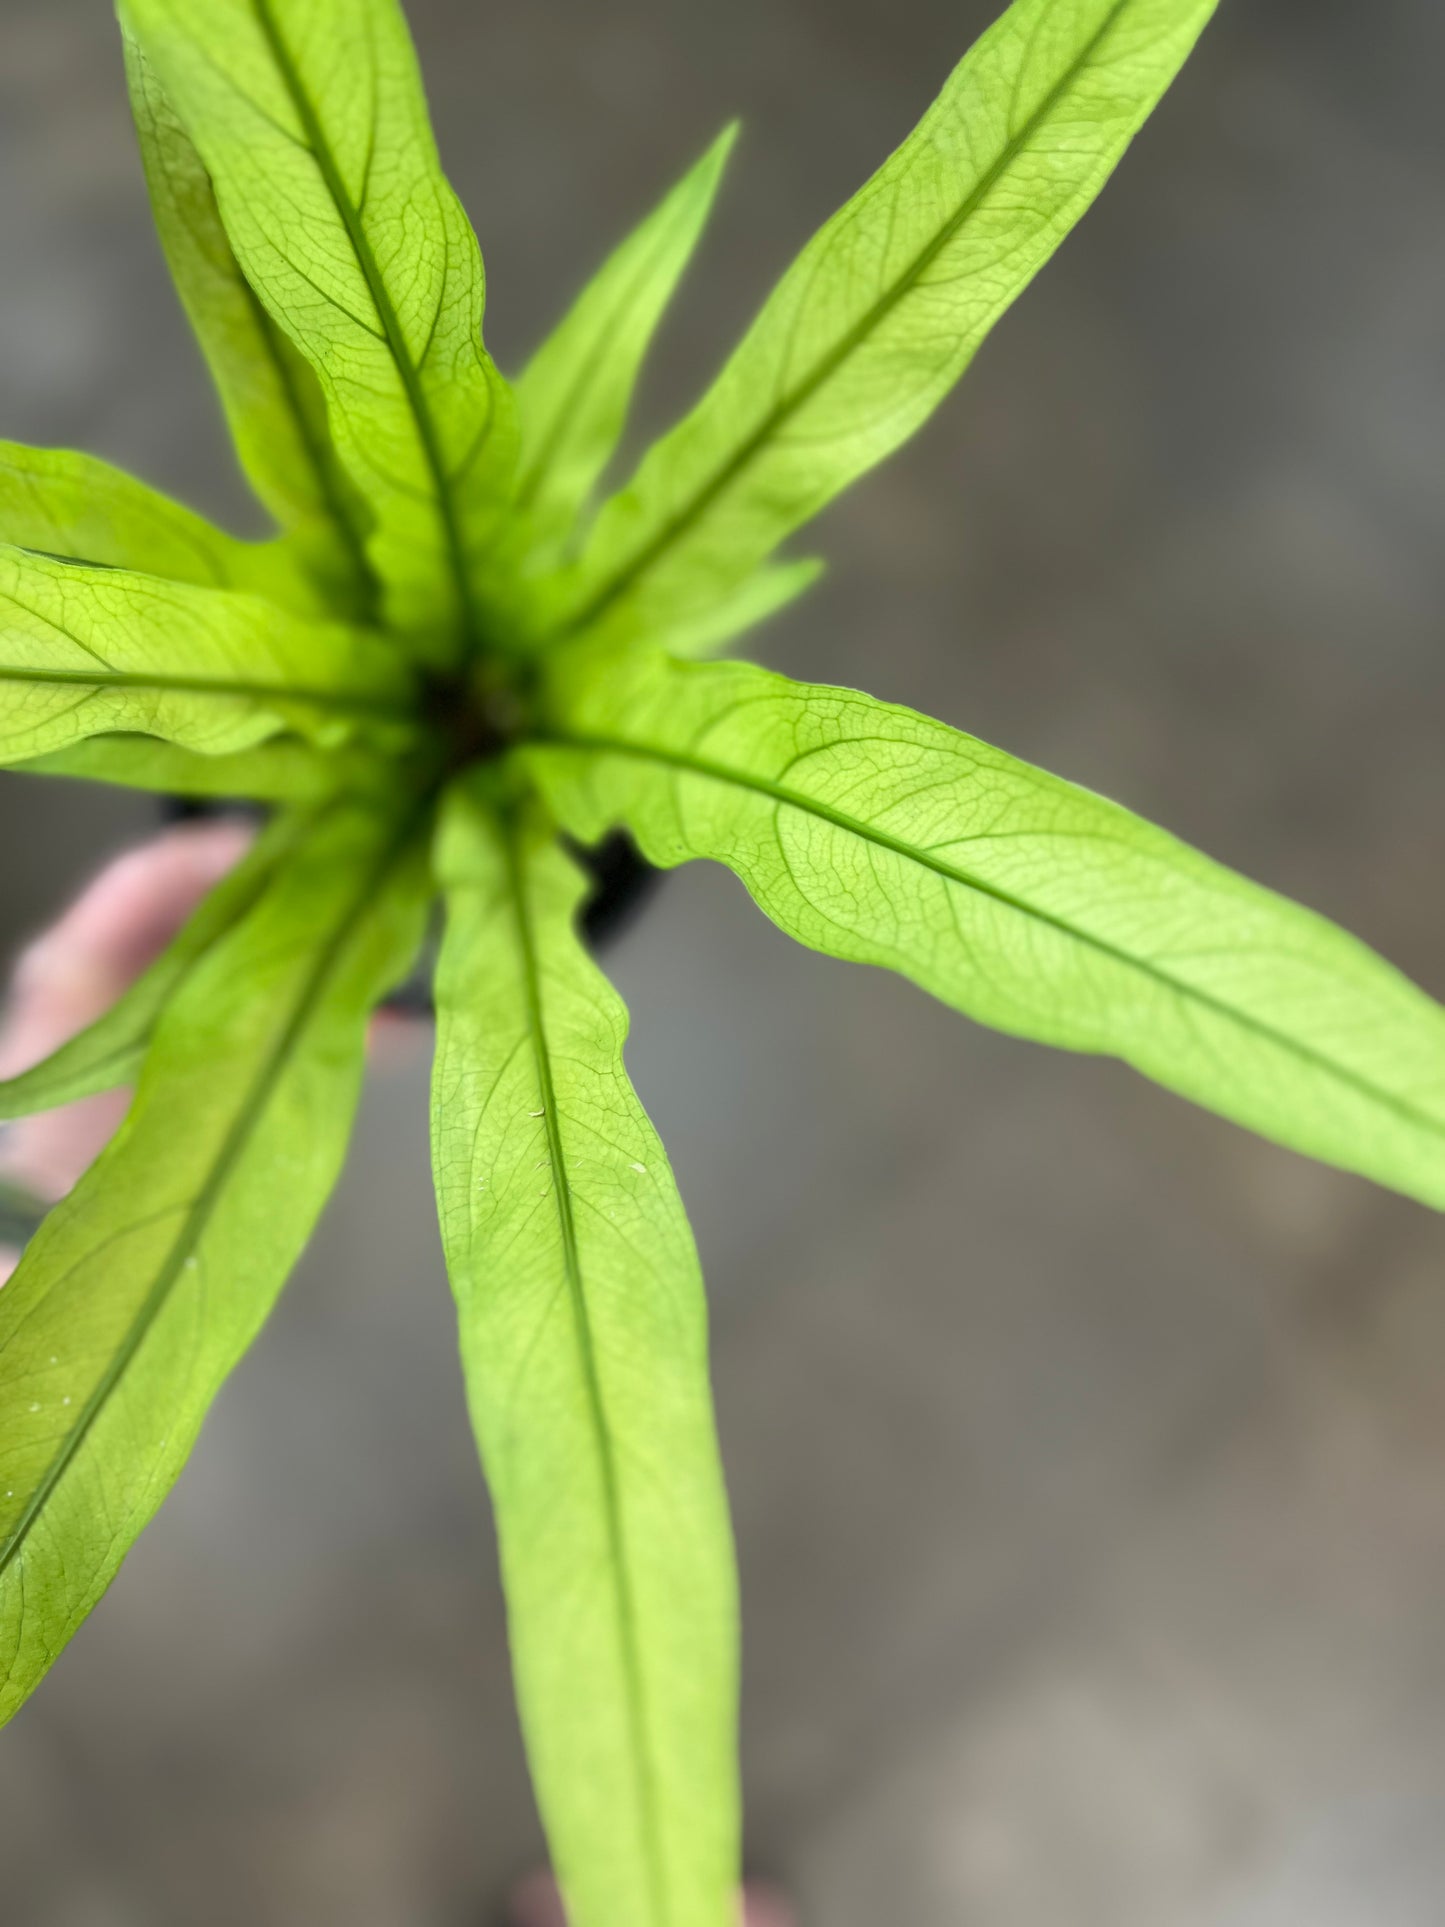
3 0 1445 1921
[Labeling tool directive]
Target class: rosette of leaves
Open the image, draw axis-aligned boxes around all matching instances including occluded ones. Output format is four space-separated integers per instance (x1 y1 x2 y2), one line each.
2 1 1442 1921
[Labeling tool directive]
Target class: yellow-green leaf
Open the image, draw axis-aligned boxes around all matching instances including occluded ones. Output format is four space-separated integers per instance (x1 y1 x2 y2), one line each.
513 126 737 572
532 653 1445 1211
122 22 375 615
0 798 430 1724
432 794 738 1927
0 546 414 764
11 733 361 802
123 0 516 663
0 440 325 614
551 0 1217 648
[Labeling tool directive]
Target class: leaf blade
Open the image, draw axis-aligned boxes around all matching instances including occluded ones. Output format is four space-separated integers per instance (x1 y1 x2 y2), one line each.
124 0 516 662
553 0 1217 646
431 796 738 1927
121 22 375 615
532 655 1445 1211
9 733 357 802
513 126 737 569
0 440 323 614
0 546 413 764
0 798 429 1722
657 555 824 661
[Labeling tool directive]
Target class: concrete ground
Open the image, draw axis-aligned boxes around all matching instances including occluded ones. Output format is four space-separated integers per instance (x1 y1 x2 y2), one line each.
1 0 1444 1920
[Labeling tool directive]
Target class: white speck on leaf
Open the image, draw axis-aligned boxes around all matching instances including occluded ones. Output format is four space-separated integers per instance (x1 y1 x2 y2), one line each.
630 1161 647 1175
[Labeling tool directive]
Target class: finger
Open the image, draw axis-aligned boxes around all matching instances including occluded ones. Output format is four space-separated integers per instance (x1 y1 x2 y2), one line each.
0 818 254 1202
0 817 255 1079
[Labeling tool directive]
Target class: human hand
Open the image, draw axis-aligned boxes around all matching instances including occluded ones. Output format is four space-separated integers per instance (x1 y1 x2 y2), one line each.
0 819 254 1282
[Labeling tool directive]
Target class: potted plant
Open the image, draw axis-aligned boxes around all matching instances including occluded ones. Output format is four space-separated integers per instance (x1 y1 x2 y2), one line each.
2 2 1442 1923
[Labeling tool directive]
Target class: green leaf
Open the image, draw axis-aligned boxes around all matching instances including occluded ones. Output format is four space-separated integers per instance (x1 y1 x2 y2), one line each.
122 23 375 616
0 797 430 1723
0 440 325 615
431 793 738 1927
0 546 414 764
658 555 823 660
9 733 359 802
0 811 299 1121
512 126 737 570
549 0 1217 648
124 0 516 664
531 654 1445 1212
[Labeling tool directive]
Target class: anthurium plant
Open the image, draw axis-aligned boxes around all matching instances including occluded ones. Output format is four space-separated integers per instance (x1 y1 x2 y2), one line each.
2 0 1442 1921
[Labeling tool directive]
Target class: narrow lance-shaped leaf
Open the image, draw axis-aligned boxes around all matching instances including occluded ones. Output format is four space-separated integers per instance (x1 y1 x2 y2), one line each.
512 126 737 570
0 797 430 1723
0 546 414 765
0 810 301 1121
121 23 375 617
0 440 326 616
432 793 738 1927
531 654 1445 1212
658 554 824 661
124 0 516 663
550 0 1217 648
9 733 373 803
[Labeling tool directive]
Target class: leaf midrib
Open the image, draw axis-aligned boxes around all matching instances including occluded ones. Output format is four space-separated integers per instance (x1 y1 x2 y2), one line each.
249 0 486 659
499 815 669 1927
546 728 1445 1147
554 0 1133 642
0 803 423 1584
